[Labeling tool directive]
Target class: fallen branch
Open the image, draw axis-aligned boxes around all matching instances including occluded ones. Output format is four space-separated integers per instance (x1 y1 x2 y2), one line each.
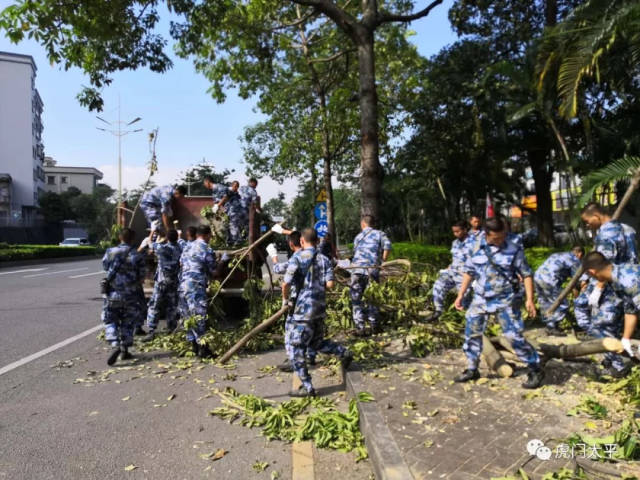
538 337 629 359
218 306 289 363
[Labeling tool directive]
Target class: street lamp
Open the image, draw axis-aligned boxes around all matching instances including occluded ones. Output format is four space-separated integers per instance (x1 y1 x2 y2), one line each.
95 97 143 203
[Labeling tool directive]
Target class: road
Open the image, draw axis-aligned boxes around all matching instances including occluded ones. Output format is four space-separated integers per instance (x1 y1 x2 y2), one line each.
0 258 372 479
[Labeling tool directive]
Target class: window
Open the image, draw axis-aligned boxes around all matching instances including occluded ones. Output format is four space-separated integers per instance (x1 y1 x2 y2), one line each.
61 176 68 184
47 176 55 185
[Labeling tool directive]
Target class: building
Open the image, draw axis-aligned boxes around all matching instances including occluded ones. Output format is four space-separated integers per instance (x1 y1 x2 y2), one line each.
43 157 103 194
0 51 45 225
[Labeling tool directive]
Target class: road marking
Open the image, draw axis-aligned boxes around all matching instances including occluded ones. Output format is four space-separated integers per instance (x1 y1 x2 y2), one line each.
0 324 103 376
23 267 89 278
0 268 47 276
69 271 105 279
291 374 315 480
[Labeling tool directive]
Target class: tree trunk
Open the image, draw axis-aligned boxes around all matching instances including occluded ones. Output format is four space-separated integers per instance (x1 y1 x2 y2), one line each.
356 33 382 221
529 149 554 246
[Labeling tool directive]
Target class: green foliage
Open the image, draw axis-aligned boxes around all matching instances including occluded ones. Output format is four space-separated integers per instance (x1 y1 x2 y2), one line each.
567 396 608 419
567 419 640 461
578 155 640 207
177 163 232 197
209 387 369 461
599 366 640 406
0 244 100 262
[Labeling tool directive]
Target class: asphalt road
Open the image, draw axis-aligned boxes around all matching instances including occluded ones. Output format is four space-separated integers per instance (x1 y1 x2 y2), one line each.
0 258 372 480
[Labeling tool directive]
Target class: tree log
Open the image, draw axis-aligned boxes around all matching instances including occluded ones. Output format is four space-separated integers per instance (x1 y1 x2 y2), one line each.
218 306 288 364
483 335 513 377
538 338 626 359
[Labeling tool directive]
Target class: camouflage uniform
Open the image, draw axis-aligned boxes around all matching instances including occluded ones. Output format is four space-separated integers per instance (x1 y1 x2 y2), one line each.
350 227 392 329
239 185 258 239
177 240 194 321
534 252 581 328
211 184 229 204
224 188 244 246
609 263 640 313
463 236 540 370
140 185 174 226
101 243 146 347
432 235 474 313
146 241 182 331
274 259 317 362
179 238 216 342
284 248 347 392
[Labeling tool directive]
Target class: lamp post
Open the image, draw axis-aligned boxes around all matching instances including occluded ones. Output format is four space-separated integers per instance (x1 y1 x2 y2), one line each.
96 97 142 203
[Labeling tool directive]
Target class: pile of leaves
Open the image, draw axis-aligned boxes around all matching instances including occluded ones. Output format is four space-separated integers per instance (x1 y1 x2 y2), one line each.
567 396 608 420
566 419 640 461
209 388 373 461
599 366 640 406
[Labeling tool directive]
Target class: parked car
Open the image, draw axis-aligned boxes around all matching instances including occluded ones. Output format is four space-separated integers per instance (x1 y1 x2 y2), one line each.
59 238 90 247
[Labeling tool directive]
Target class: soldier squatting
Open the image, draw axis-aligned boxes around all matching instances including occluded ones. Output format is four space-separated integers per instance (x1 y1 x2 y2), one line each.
102 175 640 396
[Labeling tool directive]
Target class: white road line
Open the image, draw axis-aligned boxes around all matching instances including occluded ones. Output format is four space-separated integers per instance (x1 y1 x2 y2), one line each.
0 324 103 377
69 271 105 279
0 268 48 276
23 267 89 278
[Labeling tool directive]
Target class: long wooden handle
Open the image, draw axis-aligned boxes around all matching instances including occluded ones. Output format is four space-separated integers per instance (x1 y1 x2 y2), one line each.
218 306 288 363
546 168 640 315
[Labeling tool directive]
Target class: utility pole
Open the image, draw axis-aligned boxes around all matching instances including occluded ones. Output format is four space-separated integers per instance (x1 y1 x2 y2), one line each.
96 96 143 202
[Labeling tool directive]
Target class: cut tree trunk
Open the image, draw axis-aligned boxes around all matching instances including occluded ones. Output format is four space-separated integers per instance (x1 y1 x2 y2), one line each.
538 338 629 359
483 335 513 378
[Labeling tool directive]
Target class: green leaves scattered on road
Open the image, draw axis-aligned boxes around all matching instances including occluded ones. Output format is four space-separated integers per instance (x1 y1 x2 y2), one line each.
209 388 370 461
567 396 608 419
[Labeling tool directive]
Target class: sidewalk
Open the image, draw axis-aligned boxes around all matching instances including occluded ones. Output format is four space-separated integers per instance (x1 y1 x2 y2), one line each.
345 331 640 480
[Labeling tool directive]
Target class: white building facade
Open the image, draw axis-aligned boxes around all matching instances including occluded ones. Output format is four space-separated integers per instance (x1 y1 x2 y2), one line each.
43 157 103 195
0 51 45 225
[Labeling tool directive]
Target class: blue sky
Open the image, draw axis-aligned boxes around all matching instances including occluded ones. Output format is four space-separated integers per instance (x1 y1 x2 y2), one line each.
0 1 457 201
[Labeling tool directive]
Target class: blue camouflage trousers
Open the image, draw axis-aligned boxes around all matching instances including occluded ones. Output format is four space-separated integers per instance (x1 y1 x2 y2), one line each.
134 285 147 327
463 294 540 370
432 269 471 312
101 297 138 347
146 281 178 331
140 202 160 226
227 213 244 246
589 285 625 371
351 273 378 329
535 280 567 328
182 283 209 342
284 317 317 360
287 318 347 392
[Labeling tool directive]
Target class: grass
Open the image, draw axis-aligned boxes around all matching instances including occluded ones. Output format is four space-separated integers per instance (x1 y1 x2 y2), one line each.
0 243 102 262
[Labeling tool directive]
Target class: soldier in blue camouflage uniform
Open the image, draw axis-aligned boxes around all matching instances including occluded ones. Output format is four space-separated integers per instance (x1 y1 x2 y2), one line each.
282 229 353 397
350 215 392 336
140 185 186 231
575 203 637 375
431 220 474 319
180 225 217 356
534 246 584 335
239 178 260 241
218 181 244 246
203 175 229 204
176 226 197 321
143 229 183 341
454 217 544 389
101 228 146 365
583 251 640 364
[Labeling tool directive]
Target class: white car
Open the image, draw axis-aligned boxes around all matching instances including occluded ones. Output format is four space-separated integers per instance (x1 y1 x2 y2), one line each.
59 238 90 247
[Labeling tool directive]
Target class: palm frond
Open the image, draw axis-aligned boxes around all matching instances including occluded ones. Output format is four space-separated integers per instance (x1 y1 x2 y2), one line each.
578 155 640 206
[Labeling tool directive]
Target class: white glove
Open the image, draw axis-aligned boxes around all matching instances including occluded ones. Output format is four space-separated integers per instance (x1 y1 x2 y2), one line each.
212 204 220 214
150 220 159 232
266 243 278 258
271 224 284 234
139 237 151 250
336 259 351 269
588 286 603 309
621 338 634 356
177 229 183 237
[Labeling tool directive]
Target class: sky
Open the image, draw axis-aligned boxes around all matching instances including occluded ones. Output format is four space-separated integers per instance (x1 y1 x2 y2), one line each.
0 1 458 202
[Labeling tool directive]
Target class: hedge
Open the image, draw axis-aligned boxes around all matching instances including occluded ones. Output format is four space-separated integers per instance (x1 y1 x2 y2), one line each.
389 242 561 271
0 244 102 262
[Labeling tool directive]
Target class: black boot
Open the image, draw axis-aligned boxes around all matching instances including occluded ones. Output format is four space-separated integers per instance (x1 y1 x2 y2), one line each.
134 326 147 336
522 367 545 389
107 346 121 366
198 344 212 358
454 369 480 383
277 359 293 372
340 350 354 371
289 385 316 398
191 340 199 355
120 348 134 360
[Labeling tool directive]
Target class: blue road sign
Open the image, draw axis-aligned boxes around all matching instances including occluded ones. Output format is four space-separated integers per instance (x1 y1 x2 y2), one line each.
314 220 328 238
314 202 327 220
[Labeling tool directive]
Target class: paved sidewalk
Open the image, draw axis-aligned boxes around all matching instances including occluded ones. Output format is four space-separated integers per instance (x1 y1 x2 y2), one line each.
346 333 640 480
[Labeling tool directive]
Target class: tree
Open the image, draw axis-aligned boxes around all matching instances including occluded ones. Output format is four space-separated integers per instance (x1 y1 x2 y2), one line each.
262 192 290 221
177 162 233 196
0 0 444 222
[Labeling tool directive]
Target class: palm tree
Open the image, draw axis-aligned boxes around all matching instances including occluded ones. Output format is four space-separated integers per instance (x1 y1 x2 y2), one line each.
537 0 640 118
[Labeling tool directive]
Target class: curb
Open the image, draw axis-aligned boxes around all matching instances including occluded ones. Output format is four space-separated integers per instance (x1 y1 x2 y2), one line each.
346 368 414 480
0 255 101 269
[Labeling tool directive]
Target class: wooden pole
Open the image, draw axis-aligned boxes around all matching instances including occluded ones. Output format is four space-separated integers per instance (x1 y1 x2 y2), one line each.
546 168 640 315
482 335 513 378
219 306 288 363
538 337 629 359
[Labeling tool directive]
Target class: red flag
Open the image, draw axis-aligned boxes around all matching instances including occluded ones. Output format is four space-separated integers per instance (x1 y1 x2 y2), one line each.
485 193 494 218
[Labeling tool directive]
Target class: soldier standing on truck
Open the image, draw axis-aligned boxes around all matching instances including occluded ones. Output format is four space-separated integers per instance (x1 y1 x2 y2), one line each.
239 178 260 241
217 181 244 246
140 185 186 232
203 175 229 205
